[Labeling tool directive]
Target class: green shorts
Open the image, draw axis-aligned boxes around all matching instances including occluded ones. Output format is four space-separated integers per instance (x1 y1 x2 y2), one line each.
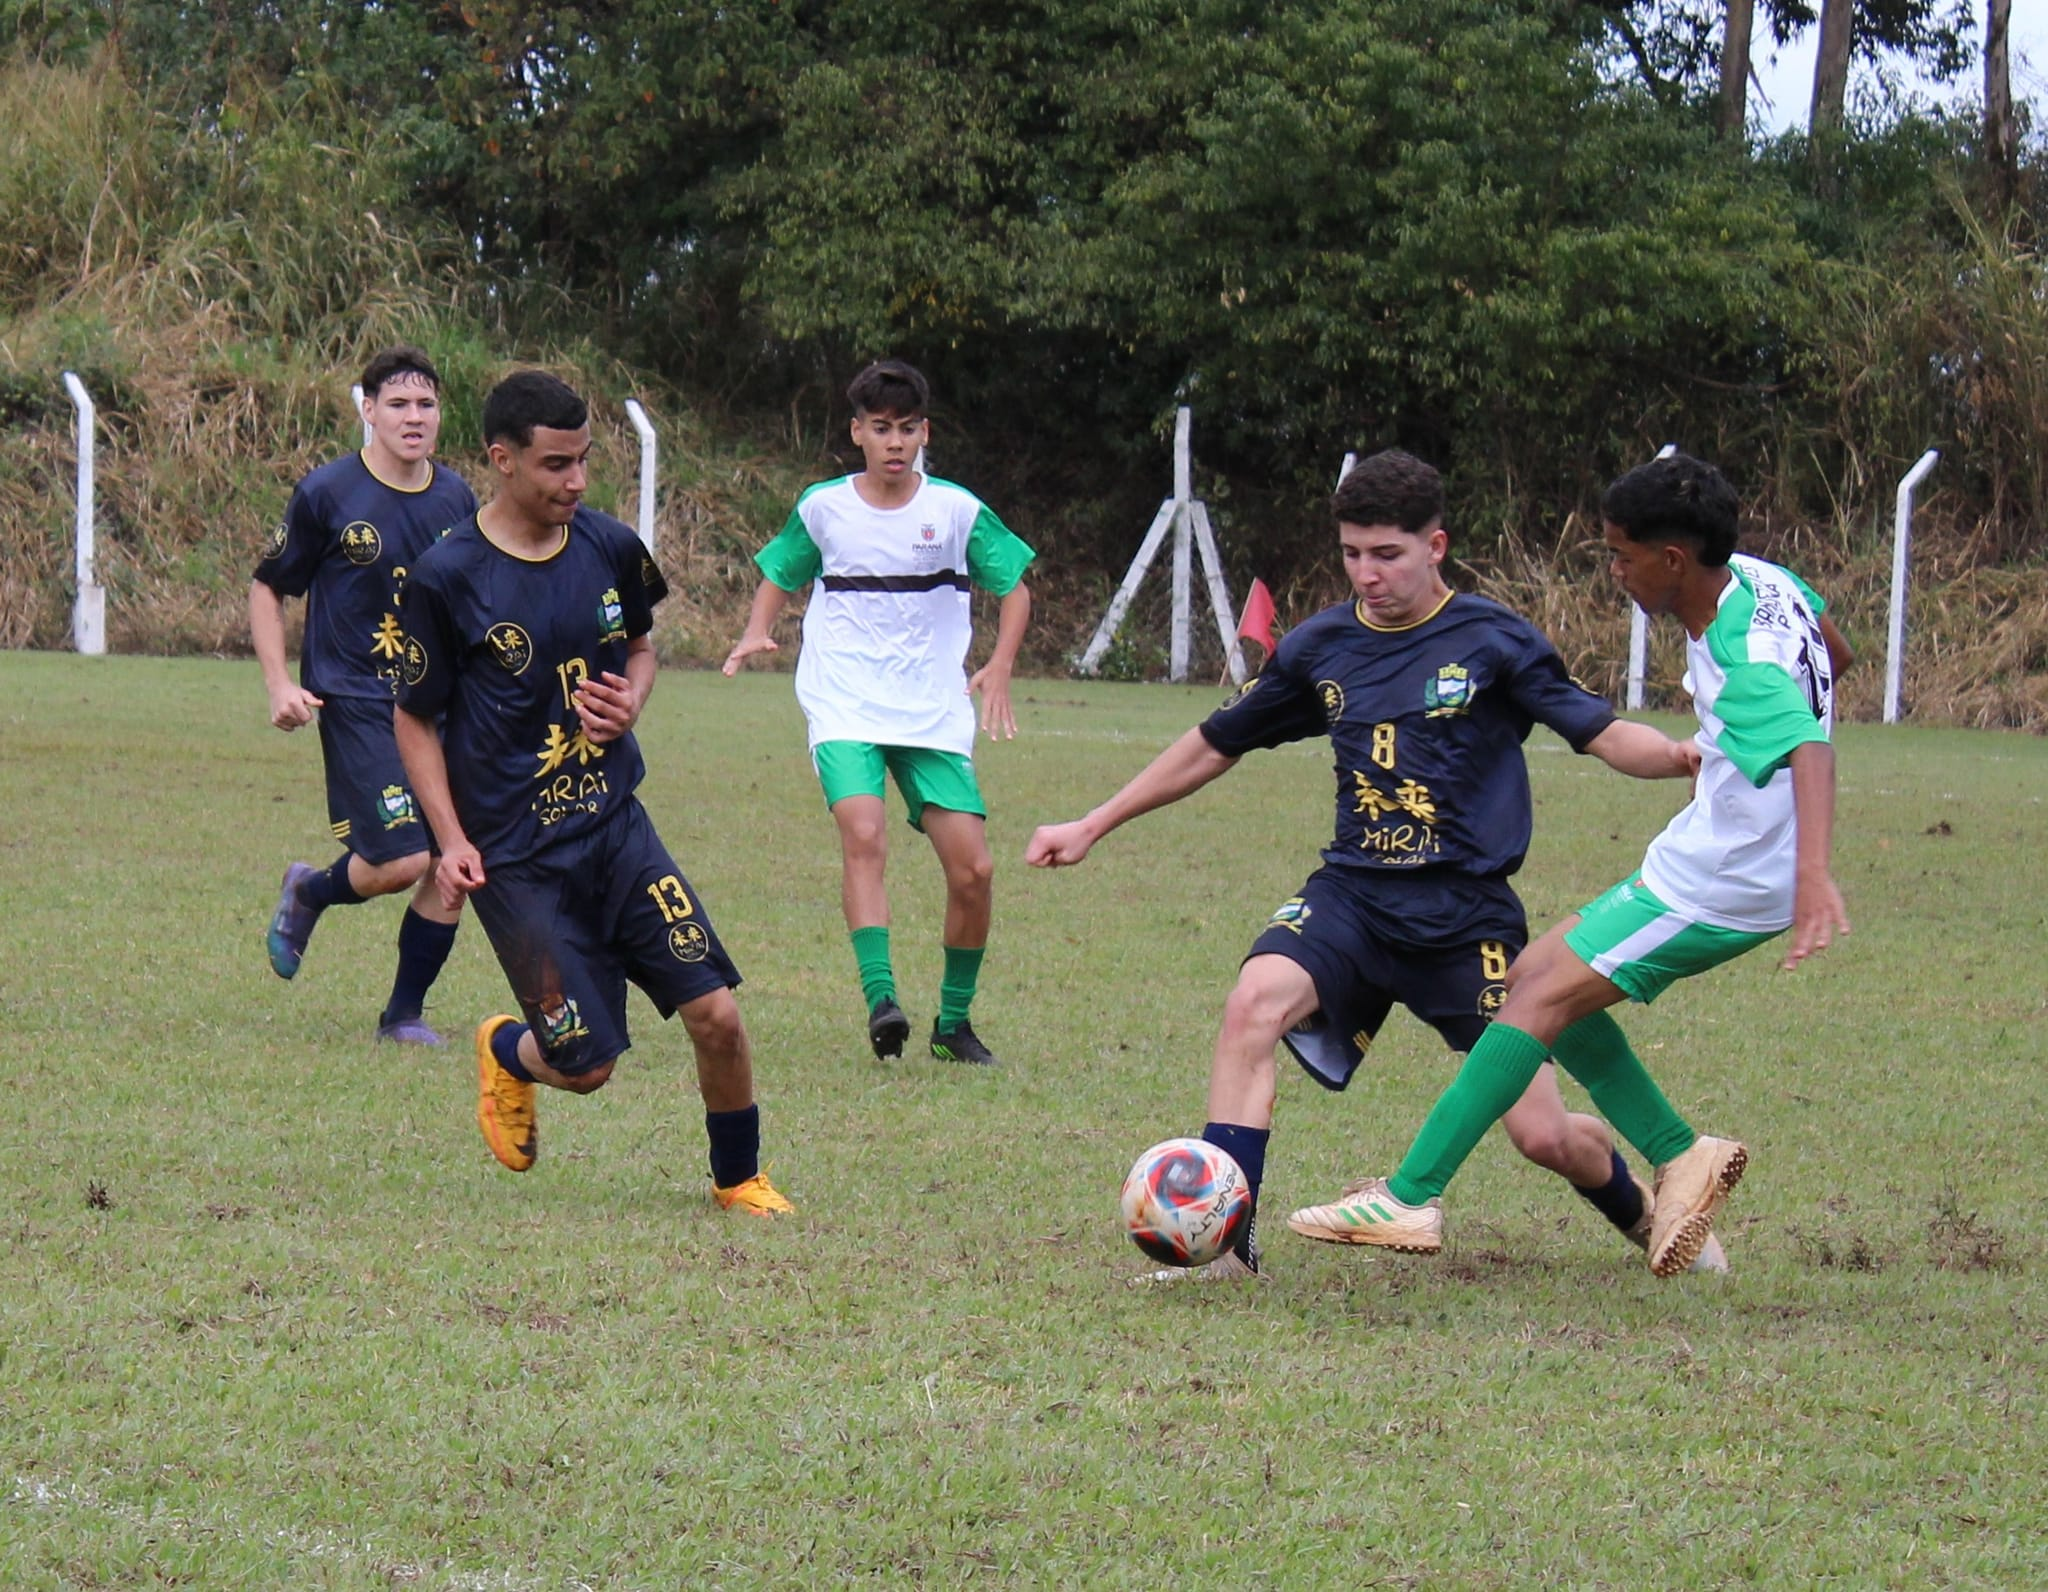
1564 875 1781 1004
812 740 985 831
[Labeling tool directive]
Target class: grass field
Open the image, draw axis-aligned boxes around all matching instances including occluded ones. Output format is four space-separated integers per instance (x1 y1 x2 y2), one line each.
2 651 2044 1589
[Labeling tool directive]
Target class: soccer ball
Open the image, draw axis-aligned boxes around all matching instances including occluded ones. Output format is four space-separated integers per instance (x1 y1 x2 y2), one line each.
1120 1137 1251 1268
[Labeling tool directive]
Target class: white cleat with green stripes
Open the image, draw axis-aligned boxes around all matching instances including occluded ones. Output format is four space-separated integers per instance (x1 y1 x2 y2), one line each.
1286 1176 1443 1252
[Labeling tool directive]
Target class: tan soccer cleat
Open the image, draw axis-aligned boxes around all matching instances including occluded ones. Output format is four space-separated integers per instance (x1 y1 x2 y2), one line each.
474 1015 538 1173
1286 1176 1443 1252
714 1172 797 1217
1626 1172 1730 1274
1648 1136 1747 1277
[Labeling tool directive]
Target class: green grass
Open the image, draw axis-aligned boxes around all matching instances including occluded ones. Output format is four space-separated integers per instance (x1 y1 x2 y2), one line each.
2 652 2043 1588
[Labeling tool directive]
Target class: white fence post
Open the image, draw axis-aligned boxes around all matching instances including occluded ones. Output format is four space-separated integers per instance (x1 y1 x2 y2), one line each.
623 398 657 556
1625 443 1680 711
1884 449 1940 724
62 372 106 656
350 383 370 448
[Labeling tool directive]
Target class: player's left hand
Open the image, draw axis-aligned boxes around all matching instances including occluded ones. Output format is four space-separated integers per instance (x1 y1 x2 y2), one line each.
969 664 1017 739
1783 870 1849 970
573 671 641 744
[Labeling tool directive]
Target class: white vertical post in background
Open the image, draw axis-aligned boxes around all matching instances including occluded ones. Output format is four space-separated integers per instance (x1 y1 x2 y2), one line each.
351 383 370 448
1169 406 1193 682
1625 443 1680 711
623 398 658 556
1885 449 1940 725
1337 451 1357 488
62 372 106 655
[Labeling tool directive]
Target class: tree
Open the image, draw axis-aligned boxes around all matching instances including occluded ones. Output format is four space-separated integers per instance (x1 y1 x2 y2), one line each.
1986 0 2015 213
1720 0 1756 135
1811 0 1855 134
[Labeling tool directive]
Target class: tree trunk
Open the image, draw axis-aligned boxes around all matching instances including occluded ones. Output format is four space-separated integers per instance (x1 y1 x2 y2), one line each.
1811 0 1853 137
1987 0 2016 214
1719 0 1755 138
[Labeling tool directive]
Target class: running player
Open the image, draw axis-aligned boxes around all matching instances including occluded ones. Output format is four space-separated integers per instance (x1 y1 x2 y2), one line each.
1027 449 1711 1280
252 345 474 1044
1292 451 1850 1275
393 370 793 1214
723 359 1034 1067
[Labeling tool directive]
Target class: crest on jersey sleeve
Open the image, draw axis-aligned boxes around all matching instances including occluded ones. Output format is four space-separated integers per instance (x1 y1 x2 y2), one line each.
1318 680 1345 725
401 634 430 687
264 520 289 559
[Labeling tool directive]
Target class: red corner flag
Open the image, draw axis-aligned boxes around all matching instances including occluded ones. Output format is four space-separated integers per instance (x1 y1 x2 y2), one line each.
1237 578 1278 655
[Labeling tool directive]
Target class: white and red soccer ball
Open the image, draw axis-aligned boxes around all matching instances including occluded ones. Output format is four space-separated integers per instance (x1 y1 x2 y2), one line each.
1120 1137 1250 1267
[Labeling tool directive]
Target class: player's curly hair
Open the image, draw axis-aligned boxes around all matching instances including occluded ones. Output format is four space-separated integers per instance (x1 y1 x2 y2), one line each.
359 345 441 397
482 370 588 448
847 359 929 419
1330 449 1444 536
1601 454 1739 567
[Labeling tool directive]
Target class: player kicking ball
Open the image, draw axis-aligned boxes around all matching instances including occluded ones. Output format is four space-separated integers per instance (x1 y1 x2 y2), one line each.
1028 449 1718 1282
252 346 476 1043
393 371 793 1215
1290 452 1850 1276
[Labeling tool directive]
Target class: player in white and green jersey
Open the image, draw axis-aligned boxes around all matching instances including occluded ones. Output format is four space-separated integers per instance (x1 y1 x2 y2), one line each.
723 360 1035 1066
1288 452 1853 1277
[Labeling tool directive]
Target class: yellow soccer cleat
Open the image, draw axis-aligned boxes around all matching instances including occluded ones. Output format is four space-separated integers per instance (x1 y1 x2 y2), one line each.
474 1015 537 1173
1286 1175 1444 1252
713 1171 796 1217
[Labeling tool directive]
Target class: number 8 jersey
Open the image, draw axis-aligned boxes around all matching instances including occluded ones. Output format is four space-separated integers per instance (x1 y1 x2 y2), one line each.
396 509 668 865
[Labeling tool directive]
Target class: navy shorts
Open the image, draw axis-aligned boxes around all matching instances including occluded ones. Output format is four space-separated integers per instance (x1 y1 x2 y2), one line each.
468 798 741 1076
1247 864 1529 1090
318 694 430 865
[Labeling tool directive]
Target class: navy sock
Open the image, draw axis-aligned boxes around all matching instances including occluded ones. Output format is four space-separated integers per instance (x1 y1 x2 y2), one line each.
382 909 458 1024
1574 1148 1647 1232
300 853 366 910
706 1104 761 1189
490 1020 535 1082
1203 1121 1270 1267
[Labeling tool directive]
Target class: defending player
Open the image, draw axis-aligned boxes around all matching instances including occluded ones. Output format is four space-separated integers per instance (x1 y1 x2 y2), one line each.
393 370 793 1214
1027 449 1710 1280
1295 452 1849 1276
723 359 1034 1067
252 346 475 1044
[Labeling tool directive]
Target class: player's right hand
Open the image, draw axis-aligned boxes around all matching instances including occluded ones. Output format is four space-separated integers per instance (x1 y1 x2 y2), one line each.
267 685 324 731
1025 821 1094 868
436 841 488 910
720 634 778 676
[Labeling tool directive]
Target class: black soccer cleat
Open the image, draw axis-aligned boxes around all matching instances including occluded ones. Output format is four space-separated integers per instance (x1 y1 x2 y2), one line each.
929 1018 1000 1067
867 997 911 1059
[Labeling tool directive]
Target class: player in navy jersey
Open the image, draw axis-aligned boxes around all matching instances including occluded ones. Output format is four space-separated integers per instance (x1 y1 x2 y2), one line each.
252 346 476 1044
394 370 793 1214
1027 449 1706 1281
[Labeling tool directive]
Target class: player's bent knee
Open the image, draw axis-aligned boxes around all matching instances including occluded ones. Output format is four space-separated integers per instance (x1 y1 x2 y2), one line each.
537 1032 619 1090
555 1058 617 1094
1506 1121 1572 1172
359 851 432 895
678 988 745 1054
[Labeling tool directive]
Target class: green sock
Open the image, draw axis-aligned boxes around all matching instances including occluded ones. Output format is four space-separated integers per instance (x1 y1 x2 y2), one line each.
1389 1022 1552 1205
850 925 895 1008
937 944 984 1029
1550 1011 1696 1167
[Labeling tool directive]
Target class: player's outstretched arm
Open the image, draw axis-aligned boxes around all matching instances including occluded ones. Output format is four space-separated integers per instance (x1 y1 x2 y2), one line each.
1583 719 1700 780
249 580 323 730
969 581 1032 740
1783 739 1848 970
395 705 485 910
721 579 792 675
1025 726 1239 867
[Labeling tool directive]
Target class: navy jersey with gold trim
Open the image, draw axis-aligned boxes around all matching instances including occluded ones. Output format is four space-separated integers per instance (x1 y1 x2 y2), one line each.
1200 592 1615 878
396 508 668 867
253 454 477 702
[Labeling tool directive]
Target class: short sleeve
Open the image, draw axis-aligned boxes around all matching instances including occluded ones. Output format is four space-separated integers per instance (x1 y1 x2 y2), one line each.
755 500 825 591
395 563 459 720
1199 648 1327 757
1711 661 1829 786
616 531 668 638
253 479 328 597
966 504 1035 596
1502 623 1616 752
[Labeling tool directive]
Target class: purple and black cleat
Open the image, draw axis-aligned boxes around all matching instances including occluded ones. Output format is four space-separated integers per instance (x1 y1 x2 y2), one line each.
266 862 324 980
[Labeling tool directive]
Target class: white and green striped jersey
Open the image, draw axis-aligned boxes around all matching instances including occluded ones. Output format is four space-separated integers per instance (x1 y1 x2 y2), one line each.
1639 554 1834 931
756 474 1034 755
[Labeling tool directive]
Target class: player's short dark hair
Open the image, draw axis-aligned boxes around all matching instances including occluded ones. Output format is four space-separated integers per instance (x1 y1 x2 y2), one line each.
482 370 589 448
359 345 442 398
847 359 929 420
1331 449 1444 536
1601 454 1739 568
